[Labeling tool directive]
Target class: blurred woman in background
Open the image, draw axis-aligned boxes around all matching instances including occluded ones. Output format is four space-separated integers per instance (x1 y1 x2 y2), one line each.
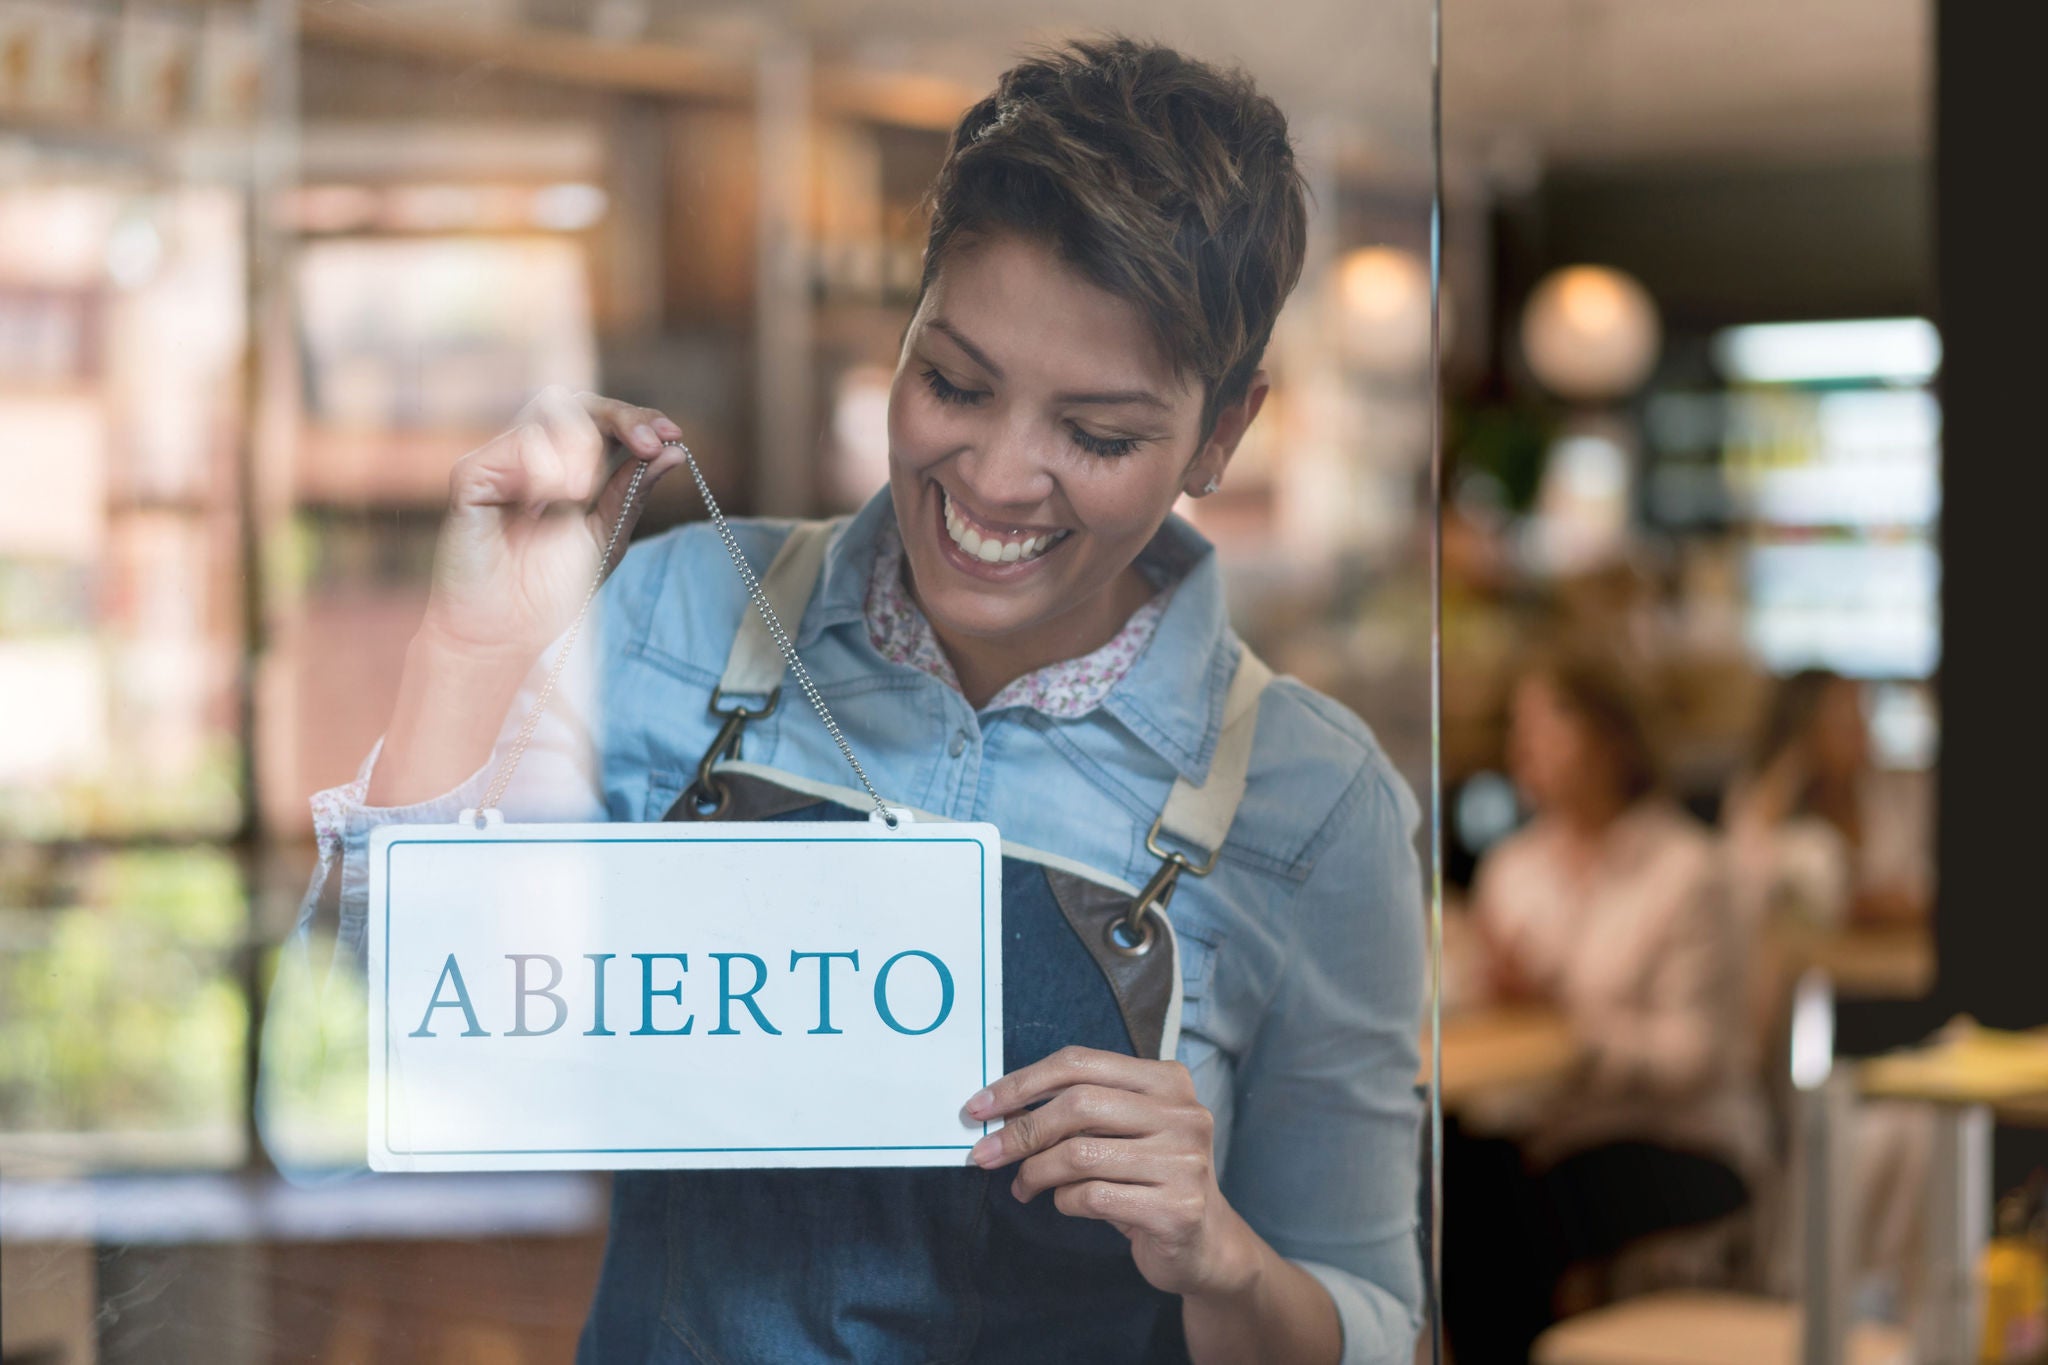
1725 668 1936 1321
1443 650 1762 1363
1723 668 1933 932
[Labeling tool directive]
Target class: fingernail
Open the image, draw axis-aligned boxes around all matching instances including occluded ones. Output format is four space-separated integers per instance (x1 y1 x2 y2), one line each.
631 424 657 452
969 1134 1002 1167
654 417 682 439
1010 1179 1026 1202
964 1089 993 1118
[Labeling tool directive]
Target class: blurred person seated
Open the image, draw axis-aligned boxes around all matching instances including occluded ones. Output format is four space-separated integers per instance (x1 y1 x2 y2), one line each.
1442 649 1765 1363
1723 669 1933 931
1725 677 1936 1327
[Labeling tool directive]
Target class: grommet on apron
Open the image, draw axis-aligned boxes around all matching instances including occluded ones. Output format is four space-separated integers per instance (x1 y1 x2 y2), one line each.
579 518 1273 1365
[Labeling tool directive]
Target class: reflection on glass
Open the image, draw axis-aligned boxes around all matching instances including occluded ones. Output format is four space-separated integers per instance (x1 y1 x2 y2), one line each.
2 2 1441 1361
0 848 247 1171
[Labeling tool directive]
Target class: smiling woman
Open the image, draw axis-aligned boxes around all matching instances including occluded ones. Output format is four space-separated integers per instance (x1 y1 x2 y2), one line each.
297 34 1425 1365
888 231 1269 703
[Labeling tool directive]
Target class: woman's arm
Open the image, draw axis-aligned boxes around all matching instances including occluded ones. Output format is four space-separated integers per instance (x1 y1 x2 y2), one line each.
1207 759 1428 1364
963 1048 1343 1365
967 757 1427 1365
369 388 687 805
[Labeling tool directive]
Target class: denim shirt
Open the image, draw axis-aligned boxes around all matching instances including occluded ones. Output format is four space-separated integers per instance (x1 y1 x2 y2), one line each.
309 487 1426 1365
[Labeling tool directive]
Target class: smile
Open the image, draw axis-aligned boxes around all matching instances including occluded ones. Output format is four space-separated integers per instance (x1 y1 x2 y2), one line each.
941 489 1070 565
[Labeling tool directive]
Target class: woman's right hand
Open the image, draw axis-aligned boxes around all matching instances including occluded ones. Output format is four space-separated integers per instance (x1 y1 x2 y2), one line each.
417 386 691 672
366 388 690 807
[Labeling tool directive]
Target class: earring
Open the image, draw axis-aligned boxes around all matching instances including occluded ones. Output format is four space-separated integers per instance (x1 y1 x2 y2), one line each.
1201 476 1221 496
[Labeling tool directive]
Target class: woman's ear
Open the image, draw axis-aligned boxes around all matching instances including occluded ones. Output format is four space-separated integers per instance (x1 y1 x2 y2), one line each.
1184 370 1271 498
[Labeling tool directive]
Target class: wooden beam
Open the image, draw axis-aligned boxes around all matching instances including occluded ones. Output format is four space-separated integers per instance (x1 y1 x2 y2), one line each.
297 3 751 102
815 67 974 134
295 4 977 131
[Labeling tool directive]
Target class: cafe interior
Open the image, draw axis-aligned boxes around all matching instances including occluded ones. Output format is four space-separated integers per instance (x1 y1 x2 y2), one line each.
1 0 2042 1362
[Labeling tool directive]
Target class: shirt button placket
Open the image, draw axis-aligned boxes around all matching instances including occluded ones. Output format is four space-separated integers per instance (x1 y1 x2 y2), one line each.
945 705 980 817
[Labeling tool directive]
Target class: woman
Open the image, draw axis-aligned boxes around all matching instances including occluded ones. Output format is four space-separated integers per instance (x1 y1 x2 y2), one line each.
1724 669 1933 931
301 39 1424 1365
1442 651 1760 1362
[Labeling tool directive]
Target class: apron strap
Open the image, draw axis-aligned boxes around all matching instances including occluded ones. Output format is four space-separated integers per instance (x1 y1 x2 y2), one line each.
1111 647 1272 958
715 520 835 700
703 519 1270 930
1153 647 1273 866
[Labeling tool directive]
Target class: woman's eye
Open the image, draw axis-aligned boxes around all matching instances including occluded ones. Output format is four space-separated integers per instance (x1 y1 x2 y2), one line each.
1068 425 1141 459
921 368 986 407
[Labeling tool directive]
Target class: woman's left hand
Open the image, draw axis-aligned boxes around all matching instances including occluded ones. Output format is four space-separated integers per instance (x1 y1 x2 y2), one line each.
964 1046 1259 1299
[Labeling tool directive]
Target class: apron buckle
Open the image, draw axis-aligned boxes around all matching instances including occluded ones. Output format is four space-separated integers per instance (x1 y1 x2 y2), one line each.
1144 815 1219 876
685 688 781 816
1108 854 1179 957
1112 819 1219 957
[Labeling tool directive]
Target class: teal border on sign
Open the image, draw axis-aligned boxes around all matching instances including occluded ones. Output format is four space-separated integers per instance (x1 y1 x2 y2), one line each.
380 833 991 1158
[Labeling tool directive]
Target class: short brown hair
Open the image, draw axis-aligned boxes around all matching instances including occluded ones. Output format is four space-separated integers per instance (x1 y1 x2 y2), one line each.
919 36 1308 437
1522 648 1663 803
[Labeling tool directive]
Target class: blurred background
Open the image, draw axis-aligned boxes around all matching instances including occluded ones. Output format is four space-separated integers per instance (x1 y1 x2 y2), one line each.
4 0 2042 1363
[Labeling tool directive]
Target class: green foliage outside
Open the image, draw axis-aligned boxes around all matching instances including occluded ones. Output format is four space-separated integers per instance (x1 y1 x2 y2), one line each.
0 848 246 1160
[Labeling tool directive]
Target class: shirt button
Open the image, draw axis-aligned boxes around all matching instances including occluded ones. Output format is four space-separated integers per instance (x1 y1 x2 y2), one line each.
948 731 968 758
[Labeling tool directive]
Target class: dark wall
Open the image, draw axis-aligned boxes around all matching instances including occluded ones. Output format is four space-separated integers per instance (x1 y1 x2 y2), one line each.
1497 157 1932 335
1936 0 2048 1191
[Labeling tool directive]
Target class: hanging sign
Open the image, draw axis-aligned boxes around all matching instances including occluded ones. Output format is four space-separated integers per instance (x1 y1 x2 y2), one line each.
367 813 1002 1172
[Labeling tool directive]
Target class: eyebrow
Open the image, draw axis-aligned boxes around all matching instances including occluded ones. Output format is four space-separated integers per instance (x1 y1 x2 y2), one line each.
929 318 1169 410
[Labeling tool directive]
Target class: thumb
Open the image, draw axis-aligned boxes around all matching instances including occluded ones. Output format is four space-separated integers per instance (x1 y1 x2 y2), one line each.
585 442 690 565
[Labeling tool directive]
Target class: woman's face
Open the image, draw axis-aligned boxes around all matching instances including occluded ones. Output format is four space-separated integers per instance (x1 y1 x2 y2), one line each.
1507 676 1605 815
886 230 1262 645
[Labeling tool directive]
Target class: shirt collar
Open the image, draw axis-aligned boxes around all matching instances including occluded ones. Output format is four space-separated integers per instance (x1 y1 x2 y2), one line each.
1100 515 1235 785
799 486 896 645
804 486 1237 786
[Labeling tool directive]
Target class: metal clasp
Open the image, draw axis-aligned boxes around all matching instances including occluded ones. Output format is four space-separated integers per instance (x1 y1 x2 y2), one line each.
683 687 780 817
1107 818 1218 958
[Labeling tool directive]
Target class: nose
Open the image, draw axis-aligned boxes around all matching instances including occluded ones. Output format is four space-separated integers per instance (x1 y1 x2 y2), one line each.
952 411 1057 514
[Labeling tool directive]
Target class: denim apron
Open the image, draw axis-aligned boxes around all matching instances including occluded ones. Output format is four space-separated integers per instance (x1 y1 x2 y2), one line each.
576 524 1272 1365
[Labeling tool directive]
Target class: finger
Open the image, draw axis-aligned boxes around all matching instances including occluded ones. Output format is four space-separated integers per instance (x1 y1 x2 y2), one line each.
966 1045 1194 1122
1011 1133 1210 1202
585 441 688 552
575 390 684 462
970 1084 1165 1170
449 417 573 512
1050 1181 1198 1240
514 385 612 505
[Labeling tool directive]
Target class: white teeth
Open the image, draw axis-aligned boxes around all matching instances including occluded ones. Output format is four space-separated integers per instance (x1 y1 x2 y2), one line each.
941 489 1063 565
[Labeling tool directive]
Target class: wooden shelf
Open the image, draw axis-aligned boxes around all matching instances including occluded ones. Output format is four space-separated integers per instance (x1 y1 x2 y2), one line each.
293 423 490 507
298 3 749 102
297 3 973 131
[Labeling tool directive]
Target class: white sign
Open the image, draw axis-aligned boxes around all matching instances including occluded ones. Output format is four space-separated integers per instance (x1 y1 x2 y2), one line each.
367 816 1002 1172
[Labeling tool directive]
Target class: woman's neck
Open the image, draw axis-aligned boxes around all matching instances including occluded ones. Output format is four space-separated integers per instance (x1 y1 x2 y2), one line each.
915 561 1156 710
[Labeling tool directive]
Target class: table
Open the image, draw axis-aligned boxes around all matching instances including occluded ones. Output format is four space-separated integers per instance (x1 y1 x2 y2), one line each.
1856 1024 2048 1365
1422 1005 1580 1111
1769 922 1935 1001
1532 1289 1910 1365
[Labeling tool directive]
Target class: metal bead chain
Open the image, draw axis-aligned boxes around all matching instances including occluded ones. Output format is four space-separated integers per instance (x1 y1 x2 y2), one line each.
666 439 896 827
480 460 647 814
478 441 895 828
